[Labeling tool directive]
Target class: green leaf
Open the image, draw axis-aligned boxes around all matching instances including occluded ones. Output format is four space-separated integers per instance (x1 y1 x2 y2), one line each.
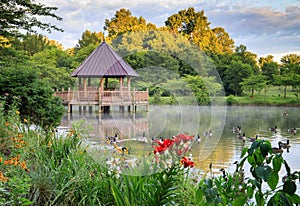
255 191 265 206
255 165 272 182
267 191 293 206
290 194 300 204
241 147 248 158
260 143 270 157
272 155 282 173
267 172 279 190
283 180 297 195
232 195 247 206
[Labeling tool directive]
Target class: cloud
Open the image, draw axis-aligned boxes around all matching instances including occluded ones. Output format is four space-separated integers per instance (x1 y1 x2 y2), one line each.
37 0 300 57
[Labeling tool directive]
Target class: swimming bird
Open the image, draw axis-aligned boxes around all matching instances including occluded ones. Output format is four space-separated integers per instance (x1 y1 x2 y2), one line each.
280 140 291 149
269 126 278 134
220 168 228 181
272 142 283 154
204 129 212 137
237 132 246 142
196 134 201 144
249 134 258 142
288 128 297 135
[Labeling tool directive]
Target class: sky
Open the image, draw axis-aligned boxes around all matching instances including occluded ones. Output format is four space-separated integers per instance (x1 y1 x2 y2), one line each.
39 0 300 62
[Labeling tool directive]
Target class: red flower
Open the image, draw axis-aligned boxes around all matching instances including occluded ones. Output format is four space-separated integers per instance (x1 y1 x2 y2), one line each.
176 134 194 143
176 146 190 156
180 157 195 168
153 138 174 154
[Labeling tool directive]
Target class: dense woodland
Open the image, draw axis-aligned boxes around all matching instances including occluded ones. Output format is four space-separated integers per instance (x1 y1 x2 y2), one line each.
1 2 300 127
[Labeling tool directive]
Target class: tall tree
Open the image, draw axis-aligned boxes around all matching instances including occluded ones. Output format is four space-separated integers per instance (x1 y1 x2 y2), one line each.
165 7 234 54
104 8 155 40
74 30 104 52
0 0 63 38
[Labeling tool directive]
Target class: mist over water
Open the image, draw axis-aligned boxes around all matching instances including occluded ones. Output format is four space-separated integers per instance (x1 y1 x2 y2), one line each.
60 105 300 179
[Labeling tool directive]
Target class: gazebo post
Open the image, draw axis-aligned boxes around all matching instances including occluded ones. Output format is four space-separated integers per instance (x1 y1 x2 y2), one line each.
119 77 124 112
99 78 104 113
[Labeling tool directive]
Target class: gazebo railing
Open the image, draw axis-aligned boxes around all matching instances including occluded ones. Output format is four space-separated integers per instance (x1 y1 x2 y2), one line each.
54 89 148 105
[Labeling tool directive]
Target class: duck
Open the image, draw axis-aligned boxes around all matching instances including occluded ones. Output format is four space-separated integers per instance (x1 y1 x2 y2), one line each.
204 129 212 137
196 134 201 144
249 134 258 142
237 132 246 142
288 128 297 135
280 140 291 149
269 126 277 134
272 141 283 154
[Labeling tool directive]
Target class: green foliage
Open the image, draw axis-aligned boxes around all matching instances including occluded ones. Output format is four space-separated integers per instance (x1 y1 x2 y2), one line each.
238 140 300 206
0 0 63 38
226 95 238 105
0 68 65 129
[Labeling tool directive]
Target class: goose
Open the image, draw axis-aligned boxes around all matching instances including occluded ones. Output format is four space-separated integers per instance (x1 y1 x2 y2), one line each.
204 129 212 137
288 128 297 135
272 142 283 153
220 168 228 181
237 132 246 142
113 143 129 155
249 134 258 142
269 126 277 134
196 134 201 144
280 140 291 149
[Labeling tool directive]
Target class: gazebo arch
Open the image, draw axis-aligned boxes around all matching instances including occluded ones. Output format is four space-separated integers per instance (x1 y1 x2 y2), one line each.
54 42 148 113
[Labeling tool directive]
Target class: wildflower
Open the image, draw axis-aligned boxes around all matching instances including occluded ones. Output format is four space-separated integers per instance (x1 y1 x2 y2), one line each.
153 138 174 154
180 156 195 168
176 133 194 143
24 119 28 123
5 122 9 127
16 110 20 115
0 171 9 182
0 157 2 163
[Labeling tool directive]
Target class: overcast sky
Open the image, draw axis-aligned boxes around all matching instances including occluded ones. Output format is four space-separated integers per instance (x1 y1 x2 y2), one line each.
39 0 300 61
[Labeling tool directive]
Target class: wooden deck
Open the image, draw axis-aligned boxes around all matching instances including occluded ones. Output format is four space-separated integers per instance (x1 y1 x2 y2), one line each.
54 88 148 113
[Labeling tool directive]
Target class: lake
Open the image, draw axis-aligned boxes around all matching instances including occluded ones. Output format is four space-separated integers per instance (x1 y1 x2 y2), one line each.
60 105 300 180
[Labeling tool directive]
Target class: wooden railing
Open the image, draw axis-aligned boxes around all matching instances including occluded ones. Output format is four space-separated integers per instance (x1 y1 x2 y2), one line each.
54 89 148 105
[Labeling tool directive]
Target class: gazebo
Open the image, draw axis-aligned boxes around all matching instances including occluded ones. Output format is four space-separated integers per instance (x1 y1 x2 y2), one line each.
54 42 148 113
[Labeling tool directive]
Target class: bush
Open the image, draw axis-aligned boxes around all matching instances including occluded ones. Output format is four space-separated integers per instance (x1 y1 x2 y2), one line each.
226 95 238 105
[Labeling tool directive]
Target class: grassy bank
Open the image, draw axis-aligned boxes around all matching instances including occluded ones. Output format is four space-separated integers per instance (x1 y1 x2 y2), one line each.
149 86 300 106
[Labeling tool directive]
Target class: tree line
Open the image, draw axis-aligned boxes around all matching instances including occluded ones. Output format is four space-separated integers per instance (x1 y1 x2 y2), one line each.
1 2 300 128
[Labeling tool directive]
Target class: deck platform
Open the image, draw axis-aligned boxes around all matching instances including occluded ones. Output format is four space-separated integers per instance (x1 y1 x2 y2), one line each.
54 88 148 113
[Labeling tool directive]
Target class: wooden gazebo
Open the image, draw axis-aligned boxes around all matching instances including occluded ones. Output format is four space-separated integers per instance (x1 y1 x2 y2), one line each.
54 42 148 113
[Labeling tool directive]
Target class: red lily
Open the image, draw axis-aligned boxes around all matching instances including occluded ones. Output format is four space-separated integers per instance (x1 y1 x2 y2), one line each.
180 156 195 168
176 134 194 143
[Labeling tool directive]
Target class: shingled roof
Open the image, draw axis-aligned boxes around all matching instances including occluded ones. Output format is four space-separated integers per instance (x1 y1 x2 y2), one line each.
71 42 139 78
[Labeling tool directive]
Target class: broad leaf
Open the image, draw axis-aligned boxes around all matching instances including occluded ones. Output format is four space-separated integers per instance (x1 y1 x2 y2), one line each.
255 165 272 182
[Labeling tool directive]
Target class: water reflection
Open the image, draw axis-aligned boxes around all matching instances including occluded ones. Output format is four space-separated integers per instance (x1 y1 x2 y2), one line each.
60 105 300 176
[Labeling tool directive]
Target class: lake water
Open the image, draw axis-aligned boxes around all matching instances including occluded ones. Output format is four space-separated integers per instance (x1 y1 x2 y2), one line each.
60 105 300 184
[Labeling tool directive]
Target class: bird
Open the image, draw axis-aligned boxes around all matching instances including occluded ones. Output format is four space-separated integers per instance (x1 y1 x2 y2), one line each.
272 142 283 153
232 125 242 134
237 132 246 142
269 126 278 134
204 129 212 137
113 143 129 155
196 134 201 144
280 140 291 149
288 128 297 135
249 134 258 142
220 168 228 181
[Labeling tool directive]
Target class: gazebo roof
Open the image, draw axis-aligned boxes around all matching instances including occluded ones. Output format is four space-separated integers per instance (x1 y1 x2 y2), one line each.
71 42 139 78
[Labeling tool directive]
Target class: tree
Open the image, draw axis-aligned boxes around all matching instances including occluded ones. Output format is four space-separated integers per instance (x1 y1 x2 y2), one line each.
74 30 104 52
0 67 64 129
224 60 253 96
0 0 63 38
104 8 155 40
261 62 279 84
240 74 268 97
165 7 234 54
